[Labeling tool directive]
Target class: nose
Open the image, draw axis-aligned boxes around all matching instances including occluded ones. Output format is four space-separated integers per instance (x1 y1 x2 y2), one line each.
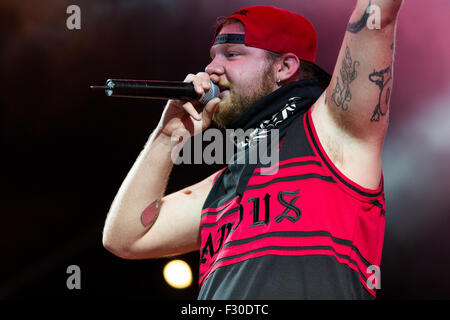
205 58 224 77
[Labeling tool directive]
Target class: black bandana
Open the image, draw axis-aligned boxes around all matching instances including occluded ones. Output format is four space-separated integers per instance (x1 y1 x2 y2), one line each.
231 96 304 150
215 79 324 201
225 79 323 131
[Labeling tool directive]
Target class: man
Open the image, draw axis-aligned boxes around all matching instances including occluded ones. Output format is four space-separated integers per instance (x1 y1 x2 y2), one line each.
103 1 403 299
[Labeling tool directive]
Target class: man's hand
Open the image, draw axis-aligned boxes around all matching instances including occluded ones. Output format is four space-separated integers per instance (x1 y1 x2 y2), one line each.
158 72 221 139
103 72 222 260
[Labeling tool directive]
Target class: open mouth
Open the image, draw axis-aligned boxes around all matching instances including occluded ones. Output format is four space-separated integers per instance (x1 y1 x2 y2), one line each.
218 85 230 98
219 89 229 99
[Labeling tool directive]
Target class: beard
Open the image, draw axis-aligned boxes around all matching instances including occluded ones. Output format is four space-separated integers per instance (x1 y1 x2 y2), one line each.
212 65 276 128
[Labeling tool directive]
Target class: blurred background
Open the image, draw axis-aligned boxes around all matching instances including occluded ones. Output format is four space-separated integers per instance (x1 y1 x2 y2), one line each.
1 0 449 299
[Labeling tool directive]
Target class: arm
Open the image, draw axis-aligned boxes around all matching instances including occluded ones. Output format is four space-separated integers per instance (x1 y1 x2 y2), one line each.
324 0 402 140
102 73 221 259
311 0 403 187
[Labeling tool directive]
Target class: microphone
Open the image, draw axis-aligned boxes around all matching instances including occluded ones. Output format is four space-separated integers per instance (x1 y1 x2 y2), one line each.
90 79 220 104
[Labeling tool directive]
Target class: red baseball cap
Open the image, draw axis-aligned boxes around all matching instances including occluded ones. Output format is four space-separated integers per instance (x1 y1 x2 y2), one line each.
212 6 330 85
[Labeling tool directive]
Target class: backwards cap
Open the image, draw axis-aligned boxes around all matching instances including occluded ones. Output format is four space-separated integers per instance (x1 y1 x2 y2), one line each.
212 6 330 85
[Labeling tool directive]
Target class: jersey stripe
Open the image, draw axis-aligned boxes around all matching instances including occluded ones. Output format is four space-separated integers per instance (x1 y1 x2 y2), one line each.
304 108 383 198
246 173 335 190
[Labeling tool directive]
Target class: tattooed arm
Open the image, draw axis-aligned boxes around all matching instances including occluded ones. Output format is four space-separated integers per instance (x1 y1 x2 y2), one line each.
103 128 217 260
311 0 403 189
322 0 403 139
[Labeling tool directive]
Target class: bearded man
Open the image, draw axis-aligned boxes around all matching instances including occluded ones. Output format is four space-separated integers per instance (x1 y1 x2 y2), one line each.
103 2 403 299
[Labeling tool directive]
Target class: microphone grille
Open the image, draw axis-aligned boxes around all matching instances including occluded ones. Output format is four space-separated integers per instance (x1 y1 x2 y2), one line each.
199 81 220 104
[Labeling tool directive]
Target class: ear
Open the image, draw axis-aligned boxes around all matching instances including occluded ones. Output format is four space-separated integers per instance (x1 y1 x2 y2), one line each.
276 53 300 84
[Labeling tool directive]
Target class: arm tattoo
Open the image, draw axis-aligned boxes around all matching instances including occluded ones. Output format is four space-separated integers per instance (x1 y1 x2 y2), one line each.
331 46 360 111
368 65 392 122
347 1 372 33
140 199 160 228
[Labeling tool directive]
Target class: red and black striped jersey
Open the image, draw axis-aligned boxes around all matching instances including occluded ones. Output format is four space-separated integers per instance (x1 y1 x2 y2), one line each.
198 106 385 300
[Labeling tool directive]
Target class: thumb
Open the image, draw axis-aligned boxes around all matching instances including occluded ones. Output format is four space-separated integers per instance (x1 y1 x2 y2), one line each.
202 97 220 122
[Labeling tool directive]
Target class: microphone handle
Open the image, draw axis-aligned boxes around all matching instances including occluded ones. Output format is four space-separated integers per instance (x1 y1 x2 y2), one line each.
104 79 199 100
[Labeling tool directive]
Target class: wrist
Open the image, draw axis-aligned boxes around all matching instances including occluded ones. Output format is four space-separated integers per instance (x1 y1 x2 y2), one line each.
151 129 193 164
151 128 181 148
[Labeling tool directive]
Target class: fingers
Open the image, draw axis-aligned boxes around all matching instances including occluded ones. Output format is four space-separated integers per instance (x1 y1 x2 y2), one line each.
181 101 202 121
184 72 213 98
181 96 219 124
179 72 221 126
209 74 220 84
204 97 220 117
202 97 221 127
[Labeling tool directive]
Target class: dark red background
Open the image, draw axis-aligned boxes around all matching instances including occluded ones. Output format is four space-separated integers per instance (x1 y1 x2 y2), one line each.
2 0 450 299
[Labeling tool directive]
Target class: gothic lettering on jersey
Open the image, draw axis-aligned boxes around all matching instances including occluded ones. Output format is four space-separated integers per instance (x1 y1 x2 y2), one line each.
200 189 302 264
200 222 233 264
231 204 244 232
200 233 214 263
215 222 233 254
275 190 302 223
248 195 270 228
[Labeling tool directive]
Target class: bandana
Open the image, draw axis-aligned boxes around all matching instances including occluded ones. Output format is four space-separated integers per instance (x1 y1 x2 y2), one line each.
214 79 324 203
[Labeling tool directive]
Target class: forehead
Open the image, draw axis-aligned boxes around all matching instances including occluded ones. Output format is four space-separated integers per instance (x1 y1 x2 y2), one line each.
218 21 245 35
210 21 246 57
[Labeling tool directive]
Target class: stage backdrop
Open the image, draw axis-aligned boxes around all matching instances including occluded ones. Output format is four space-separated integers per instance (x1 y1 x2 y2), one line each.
1 0 449 299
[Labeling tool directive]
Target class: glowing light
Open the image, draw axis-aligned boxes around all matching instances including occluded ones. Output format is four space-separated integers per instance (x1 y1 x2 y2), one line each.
163 259 192 289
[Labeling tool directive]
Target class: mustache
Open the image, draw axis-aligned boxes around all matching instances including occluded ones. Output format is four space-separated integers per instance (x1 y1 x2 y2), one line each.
214 79 231 92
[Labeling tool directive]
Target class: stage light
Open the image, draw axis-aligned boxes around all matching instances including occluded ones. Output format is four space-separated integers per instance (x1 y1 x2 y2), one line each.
163 259 192 289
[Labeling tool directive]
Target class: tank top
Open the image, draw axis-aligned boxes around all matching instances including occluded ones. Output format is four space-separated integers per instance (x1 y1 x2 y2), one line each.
198 80 385 299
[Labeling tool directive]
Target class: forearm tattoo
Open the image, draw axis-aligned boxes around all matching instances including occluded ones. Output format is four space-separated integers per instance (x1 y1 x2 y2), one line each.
140 199 161 228
331 46 360 111
347 1 372 34
368 65 392 122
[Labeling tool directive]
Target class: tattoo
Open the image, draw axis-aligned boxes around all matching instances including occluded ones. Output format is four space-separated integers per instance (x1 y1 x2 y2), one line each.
368 65 392 122
347 1 372 33
140 199 160 227
331 46 360 111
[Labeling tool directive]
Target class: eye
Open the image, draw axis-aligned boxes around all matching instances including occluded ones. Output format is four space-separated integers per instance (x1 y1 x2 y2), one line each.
225 51 241 58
